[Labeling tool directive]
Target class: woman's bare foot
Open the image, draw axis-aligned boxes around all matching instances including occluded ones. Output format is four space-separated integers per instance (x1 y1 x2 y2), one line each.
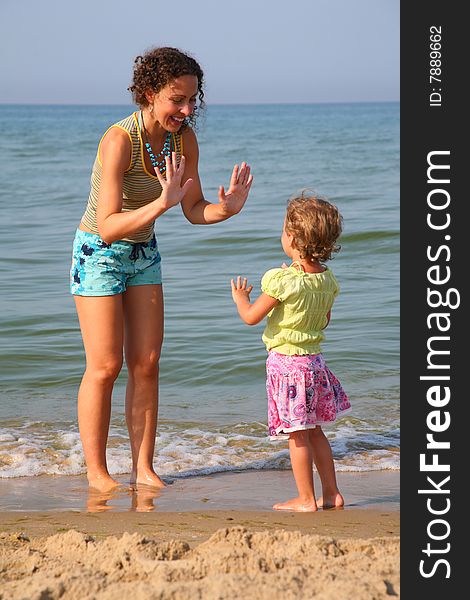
87 474 124 493
317 492 344 509
86 490 115 513
273 497 318 512
130 468 166 489
130 486 162 512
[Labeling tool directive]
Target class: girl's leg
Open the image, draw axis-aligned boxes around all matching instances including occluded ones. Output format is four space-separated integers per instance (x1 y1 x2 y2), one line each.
74 295 124 492
309 426 344 508
273 430 318 512
123 284 165 488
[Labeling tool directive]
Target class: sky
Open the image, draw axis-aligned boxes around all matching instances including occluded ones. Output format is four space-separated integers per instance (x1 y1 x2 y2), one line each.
0 0 399 105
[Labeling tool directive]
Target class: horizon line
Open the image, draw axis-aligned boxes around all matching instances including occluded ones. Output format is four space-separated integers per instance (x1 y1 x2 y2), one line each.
0 99 399 107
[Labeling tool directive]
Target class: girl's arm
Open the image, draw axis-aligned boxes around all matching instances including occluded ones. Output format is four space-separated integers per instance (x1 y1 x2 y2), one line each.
322 310 331 329
96 129 192 244
180 129 253 225
231 276 279 326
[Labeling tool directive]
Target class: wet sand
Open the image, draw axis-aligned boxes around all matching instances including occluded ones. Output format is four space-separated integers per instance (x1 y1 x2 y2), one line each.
0 469 399 512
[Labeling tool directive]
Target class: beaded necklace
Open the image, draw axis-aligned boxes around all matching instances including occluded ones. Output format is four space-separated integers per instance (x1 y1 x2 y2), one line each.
140 111 172 174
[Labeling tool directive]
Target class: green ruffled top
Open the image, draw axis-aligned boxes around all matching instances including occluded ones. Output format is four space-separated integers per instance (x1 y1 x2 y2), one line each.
261 264 340 355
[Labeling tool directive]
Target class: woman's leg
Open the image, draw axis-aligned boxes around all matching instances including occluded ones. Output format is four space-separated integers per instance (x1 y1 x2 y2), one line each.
74 295 124 491
309 426 344 508
273 430 318 511
123 284 165 488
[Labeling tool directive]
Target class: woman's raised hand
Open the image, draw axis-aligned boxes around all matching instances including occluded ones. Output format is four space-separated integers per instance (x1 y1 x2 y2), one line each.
155 152 193 210
218 162 253 216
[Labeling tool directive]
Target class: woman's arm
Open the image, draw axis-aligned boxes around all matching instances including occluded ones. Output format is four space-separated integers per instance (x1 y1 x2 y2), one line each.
180 129 253 225
231 276 279 326
96 128 192 243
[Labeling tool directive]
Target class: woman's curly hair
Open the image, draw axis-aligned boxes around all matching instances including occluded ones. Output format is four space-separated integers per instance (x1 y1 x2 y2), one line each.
128 47 205 129
285 191 343 262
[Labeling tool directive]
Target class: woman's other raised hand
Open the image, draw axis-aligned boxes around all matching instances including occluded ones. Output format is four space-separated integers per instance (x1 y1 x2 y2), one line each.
155 152 194 211
218 162 253 217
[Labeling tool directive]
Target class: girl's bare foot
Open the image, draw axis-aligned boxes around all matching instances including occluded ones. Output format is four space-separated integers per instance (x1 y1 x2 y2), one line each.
130 468 166 489
317 492 344 509
87 474 124 493
273 497 318 512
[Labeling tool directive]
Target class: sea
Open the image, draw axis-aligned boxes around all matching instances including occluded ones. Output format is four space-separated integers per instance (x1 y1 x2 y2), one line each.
0 102 399 482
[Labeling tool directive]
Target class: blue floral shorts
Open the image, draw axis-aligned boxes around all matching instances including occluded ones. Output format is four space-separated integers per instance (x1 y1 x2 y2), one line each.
70 229 162 296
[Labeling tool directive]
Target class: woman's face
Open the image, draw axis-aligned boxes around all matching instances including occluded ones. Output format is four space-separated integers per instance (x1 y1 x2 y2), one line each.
147 75 199 132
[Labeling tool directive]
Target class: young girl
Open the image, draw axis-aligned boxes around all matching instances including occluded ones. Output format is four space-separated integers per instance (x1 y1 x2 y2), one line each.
231 192 351 512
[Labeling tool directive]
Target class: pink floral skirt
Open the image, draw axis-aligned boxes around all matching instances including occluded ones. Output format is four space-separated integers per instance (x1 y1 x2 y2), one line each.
266 351 351 439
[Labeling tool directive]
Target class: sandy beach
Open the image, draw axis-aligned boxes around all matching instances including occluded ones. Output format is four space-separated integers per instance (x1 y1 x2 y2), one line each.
0 470 399 599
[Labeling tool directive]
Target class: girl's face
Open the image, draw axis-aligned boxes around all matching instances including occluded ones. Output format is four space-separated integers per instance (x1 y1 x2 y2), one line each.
281 219 295 258
146 75 198 132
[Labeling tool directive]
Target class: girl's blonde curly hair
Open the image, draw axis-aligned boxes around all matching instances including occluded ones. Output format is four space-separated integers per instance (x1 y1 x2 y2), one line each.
285 191 343 262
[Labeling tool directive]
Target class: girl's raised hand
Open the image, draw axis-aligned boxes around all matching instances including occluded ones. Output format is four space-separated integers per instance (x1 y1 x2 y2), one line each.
155 152 193 210
218 162 253 217
231 276 253 304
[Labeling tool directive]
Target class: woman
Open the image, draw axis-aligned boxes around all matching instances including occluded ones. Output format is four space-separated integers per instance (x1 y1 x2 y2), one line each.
70 47 253 492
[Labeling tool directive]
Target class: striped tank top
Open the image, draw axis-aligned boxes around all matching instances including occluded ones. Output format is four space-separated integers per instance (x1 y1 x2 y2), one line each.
81 112 183 243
